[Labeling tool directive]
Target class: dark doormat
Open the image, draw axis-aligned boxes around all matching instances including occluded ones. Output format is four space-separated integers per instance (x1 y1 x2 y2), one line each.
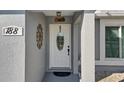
53 72 71 77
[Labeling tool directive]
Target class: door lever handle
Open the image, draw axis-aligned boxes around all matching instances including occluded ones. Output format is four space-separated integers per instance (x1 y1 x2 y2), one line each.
67 46 70 55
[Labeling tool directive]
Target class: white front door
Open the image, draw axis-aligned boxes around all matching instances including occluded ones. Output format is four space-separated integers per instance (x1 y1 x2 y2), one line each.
49 24 71 69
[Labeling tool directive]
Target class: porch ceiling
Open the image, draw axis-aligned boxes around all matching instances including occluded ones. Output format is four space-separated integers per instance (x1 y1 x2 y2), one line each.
95 10 124 18
30 10 80 16
42 10 80 16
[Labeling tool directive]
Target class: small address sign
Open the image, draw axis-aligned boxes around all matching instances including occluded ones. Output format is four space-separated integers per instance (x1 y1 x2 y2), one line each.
2 26 23 36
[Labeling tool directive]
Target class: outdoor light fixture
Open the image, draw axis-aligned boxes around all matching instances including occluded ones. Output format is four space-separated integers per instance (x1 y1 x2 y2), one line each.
54 12 65 22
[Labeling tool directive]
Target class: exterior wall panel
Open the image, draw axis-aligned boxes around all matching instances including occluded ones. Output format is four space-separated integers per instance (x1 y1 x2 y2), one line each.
25 12 46 82
0 14 25 82
81 11 95 82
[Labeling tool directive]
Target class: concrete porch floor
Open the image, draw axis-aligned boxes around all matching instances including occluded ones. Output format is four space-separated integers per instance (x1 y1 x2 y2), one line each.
42 72 80 82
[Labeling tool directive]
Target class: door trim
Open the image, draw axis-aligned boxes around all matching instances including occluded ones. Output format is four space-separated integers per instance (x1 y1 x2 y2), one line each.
48 24 72 71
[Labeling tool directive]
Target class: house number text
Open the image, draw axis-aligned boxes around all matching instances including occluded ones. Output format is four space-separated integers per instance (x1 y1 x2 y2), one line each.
2 26 23 36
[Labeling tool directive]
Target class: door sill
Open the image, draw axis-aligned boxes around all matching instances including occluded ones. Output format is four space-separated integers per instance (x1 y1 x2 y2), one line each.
48 67 72 72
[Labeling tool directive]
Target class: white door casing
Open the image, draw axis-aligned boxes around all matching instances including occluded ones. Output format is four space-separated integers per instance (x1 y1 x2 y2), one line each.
49 24 71 69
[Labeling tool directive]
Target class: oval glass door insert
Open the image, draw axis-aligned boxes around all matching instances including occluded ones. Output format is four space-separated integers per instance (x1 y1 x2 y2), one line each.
56 25 64 51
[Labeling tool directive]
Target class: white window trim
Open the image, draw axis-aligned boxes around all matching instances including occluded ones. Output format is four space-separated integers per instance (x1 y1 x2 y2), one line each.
98 19 124 65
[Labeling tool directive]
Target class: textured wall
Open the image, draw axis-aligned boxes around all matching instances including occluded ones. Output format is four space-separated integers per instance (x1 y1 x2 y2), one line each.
25 11 46 82
0 14 25 82
81 12 95 82
72 15 82 74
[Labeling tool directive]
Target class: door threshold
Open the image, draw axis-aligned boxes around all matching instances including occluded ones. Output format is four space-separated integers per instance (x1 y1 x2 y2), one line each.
48 67 72 72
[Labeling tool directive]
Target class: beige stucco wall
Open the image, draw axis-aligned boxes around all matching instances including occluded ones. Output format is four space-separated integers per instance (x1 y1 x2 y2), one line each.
81 11 95 82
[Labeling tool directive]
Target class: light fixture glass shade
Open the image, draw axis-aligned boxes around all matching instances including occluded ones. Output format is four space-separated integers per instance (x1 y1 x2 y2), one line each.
54 12 65 22
56 25 64 51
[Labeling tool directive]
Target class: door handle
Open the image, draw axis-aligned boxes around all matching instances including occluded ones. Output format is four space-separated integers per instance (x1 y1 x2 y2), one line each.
67 46 70 55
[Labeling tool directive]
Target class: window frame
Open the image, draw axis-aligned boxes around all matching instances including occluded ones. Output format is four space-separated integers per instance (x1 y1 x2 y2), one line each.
99 19 124 65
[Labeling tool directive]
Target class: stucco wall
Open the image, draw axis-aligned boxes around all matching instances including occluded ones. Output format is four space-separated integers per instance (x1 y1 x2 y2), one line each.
0 13 25 81
81 11 95 82
72 12 82 74
25 11 46 82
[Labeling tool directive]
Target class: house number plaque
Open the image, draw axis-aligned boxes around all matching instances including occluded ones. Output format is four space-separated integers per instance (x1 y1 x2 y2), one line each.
2 26 23 36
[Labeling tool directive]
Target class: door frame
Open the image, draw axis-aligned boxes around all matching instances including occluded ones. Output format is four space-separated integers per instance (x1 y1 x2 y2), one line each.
47 23 72 72
73 15 82 74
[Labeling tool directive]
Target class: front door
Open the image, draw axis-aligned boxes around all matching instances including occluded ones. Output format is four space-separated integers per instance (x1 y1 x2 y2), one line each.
49 24 71 69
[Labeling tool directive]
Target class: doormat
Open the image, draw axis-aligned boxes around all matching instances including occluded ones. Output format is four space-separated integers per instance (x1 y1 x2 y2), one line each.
53 72 71 77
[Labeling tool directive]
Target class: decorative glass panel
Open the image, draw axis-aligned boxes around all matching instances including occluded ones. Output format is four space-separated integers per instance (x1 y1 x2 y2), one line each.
105 26 120 58
56 26 64 51
122 26 124 58
36 24 43 49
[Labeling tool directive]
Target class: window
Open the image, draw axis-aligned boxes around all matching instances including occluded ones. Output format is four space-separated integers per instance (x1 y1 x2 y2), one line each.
105 26 124 59
97 19 124 65
105 26 120 58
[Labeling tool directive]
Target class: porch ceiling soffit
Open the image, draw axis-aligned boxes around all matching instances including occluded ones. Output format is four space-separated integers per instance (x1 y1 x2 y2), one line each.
84 10 96 13
95 10 124 18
